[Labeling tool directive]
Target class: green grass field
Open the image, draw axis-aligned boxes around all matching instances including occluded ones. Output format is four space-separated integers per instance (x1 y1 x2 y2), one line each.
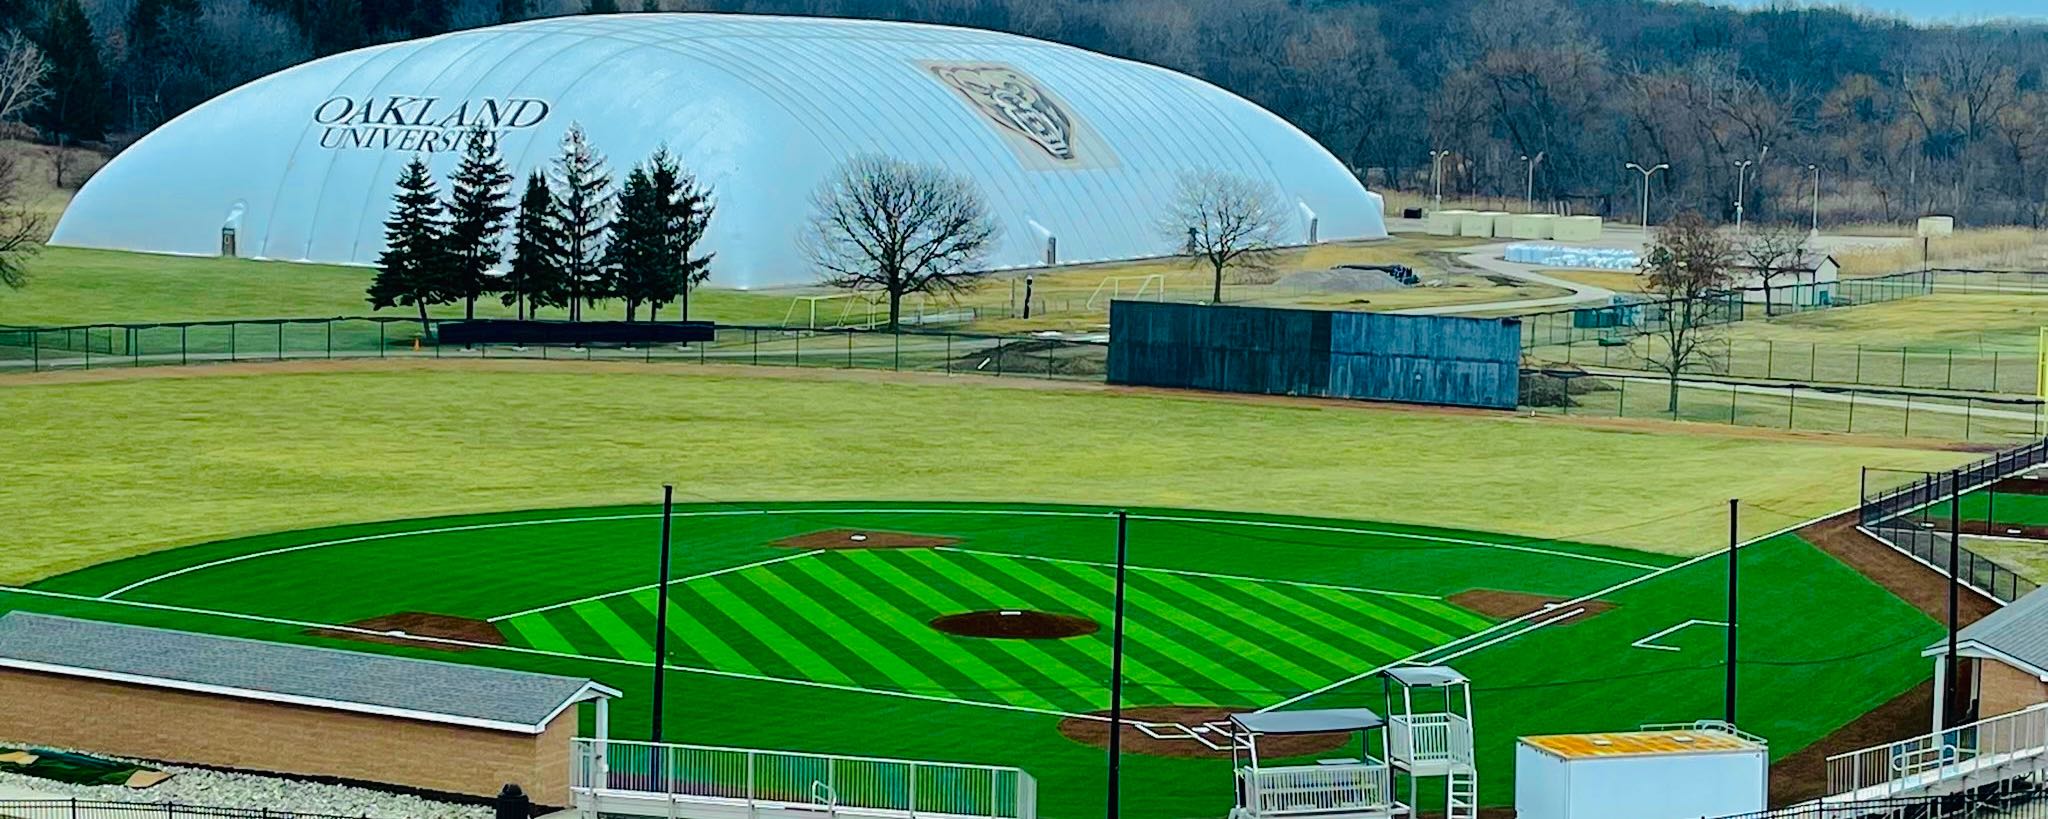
2 501 1942 815
0 362 1975 584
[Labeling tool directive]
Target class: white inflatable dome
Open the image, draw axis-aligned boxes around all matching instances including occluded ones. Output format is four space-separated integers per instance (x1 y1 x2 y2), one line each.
53 13 1387 288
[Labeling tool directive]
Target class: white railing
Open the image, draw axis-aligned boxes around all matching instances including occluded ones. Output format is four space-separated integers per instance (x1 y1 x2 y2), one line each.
572 738 1037 819
1826 704 2048 799
1641 720 1768 747
1236 760 1398 818
1388 713 1473 767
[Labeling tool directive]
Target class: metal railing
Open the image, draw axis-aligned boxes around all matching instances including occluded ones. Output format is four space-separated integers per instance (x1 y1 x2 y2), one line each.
1713 784 2048 819
0 800 371 818
1826 703 2048 800
1387 713 1472 767
571 738 1036 819
0 318 1109 383
1235 760 1396 818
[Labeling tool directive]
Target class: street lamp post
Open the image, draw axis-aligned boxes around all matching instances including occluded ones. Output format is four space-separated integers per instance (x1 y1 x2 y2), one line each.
1521 152 1546 211
1626 162 1669 230
1808 163 1821 236
1733 159 1756 236
1429 150 1451 211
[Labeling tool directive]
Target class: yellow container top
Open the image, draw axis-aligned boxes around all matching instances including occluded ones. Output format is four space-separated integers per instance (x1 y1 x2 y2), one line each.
1523 730 1761 759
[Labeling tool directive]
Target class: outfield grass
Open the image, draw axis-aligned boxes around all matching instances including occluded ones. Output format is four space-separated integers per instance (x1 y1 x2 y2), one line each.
0 360 1973 584
0 248 805 327
0 237 1551 335
6 503 1939 814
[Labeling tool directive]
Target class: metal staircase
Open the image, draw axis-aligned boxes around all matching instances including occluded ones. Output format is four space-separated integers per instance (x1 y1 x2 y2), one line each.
1446 768 1478 819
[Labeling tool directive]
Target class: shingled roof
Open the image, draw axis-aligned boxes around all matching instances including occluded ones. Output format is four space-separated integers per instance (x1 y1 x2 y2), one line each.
0 613 617 733
1924 587 2048 677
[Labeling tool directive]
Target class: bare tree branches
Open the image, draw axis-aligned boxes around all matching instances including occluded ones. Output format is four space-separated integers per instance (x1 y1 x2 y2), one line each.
0 32 49 130
803 154 998 330
1632 213 1735 413
1737 224 1810 316
1163 170 1285 304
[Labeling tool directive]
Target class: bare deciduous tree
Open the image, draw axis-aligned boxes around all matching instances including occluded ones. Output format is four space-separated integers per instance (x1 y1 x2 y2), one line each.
0 150 44 293
1164 170 1284 304
803 154 998 330
1738 224 1810 316
1633 213 1735 413
0 31 49 128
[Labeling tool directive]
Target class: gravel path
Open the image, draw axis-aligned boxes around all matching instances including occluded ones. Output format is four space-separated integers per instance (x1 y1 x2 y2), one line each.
0 752 492 819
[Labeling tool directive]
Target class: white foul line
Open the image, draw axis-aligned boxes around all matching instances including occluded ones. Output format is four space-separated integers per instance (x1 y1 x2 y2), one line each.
485 550 826 622
933 546 1443 600
1260 500 1855 713
1631 620 1730 652
0 584 1095 722
99 506 1660 600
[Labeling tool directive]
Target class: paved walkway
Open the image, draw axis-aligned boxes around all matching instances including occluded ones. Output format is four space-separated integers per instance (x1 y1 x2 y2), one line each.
1392 242 1617 316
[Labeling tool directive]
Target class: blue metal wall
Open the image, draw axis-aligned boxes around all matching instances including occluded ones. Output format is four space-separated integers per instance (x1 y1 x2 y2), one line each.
1109 301 1519 409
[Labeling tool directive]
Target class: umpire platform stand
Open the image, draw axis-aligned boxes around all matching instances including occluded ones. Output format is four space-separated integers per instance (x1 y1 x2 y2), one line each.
1384 666 1477 819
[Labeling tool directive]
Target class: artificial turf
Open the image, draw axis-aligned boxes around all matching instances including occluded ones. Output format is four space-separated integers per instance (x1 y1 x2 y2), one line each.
8 502 1940 816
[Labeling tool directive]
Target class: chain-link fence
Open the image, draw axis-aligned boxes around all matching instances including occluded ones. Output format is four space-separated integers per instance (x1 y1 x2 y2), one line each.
1852 440 2048 604
1534 336 2040 395
1522 369 2047 444
0 318 1109 381
1516 270 1937 350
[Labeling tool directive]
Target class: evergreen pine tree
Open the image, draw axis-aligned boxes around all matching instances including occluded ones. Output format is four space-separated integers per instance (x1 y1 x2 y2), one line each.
547 123 613 322
308 0 367 56
583 0 619 13
368 156 453 334
603 165 665 321
34 0 109 142
648 148 714 321
496 0 528 24
444 123 514 321
504 170 564 320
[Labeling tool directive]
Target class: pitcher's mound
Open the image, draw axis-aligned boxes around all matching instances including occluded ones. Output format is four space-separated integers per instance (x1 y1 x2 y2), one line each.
1450 589 1614 621
773 529 961 550
311 612 505 652
1057 706 1352 759
932 610 1099 639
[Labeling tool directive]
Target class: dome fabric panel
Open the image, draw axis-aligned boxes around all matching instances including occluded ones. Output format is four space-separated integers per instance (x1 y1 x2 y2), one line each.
52 14 1388 289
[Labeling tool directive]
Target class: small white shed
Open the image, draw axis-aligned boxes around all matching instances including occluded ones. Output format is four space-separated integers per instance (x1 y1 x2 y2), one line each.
1515 723 1766 819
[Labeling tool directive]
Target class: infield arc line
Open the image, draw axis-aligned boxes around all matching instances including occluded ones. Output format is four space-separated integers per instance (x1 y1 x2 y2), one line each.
97 507 1659 600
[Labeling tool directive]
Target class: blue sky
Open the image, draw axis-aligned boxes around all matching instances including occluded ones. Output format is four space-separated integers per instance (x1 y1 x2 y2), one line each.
1711 0 2048 22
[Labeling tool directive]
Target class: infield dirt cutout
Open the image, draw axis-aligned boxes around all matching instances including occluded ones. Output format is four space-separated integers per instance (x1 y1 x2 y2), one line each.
1057 706 1353 759
310 612 505 651
772 529 962 550
931 609 1100 639
1449 589 1615 621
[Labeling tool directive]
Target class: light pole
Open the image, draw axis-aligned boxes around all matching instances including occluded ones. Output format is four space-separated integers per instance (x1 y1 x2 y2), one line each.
1808 163 1821 236
1521 152 1546 211
1626 162 1669 230
1733 159 1756 236
1429 149 1451 211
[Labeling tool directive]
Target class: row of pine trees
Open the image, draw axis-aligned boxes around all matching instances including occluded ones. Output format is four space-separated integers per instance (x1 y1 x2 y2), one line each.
368 122 714 331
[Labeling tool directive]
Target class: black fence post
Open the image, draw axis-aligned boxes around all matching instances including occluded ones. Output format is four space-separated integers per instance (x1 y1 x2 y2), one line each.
1848 391 1857 433
30 329 37 372
275 321 283 361
229 322 236 362
1788 385 1797 429
379 322 386 358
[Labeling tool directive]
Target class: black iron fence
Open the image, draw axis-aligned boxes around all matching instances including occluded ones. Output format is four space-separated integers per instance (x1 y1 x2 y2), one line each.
0 317 1109 382
0 800 373 818
1852 437 2048 604
1711 782 2048 819
1522 369 2047 444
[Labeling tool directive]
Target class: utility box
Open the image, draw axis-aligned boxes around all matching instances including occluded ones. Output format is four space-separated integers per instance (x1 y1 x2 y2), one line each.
1552 216 1603 242
1427 210 1471 236
1462 211 1507 238
1509 214 1557 240
1515 724 1766 819
1918 215 1955 237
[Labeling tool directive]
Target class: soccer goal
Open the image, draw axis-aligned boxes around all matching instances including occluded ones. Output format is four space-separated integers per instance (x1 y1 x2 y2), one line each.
1086 273 1166 310
782 293 882 330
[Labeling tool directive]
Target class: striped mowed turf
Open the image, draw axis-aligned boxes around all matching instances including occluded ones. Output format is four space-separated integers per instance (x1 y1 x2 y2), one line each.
499 548 1491 713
